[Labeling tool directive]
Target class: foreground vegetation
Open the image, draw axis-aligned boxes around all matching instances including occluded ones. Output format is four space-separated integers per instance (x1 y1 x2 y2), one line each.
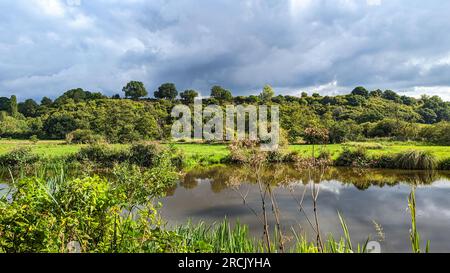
0 145 429 253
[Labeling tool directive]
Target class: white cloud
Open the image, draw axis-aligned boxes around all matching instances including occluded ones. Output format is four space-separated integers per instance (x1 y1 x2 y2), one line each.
31 0 66 17
367 0 382 6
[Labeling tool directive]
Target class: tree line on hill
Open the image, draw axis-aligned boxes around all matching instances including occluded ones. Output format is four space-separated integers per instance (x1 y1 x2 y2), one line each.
0 81 449 145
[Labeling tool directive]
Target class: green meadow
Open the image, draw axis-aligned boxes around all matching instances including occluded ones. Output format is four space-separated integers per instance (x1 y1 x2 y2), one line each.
1 139 449 161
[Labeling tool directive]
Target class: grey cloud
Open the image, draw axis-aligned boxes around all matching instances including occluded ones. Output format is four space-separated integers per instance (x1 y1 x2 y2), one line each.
0 0 450 101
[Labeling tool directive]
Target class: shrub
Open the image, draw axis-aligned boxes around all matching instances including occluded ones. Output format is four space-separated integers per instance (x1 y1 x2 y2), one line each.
439 158 450 170
167 145 186 169
395 150 437 170
284 151 301 163
419 122 450 145
371 154 396 169
335 147 370 167
66 129 104 144
73 144 129 167
129 143 162 167
318 150 332 161
0 147 40 167
29 135 39 144
267 150 286 163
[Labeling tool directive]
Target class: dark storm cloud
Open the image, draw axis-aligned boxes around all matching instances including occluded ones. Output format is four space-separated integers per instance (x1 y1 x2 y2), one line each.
0 0 450 101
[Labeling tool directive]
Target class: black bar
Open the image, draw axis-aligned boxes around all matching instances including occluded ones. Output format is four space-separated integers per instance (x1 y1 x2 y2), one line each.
0 253 448 272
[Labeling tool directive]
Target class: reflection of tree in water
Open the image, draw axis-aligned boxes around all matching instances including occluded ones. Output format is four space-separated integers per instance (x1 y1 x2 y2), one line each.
180 165 446 193
164 184 177 197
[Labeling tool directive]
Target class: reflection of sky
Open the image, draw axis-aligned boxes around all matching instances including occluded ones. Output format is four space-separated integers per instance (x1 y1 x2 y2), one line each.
0 183 8 198
160 176 450 253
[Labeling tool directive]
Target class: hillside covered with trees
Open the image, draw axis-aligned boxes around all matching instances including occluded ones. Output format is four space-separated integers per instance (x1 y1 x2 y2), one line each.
1 82 449 145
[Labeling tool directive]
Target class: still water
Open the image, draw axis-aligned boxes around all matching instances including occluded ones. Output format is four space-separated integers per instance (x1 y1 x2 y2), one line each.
160 165 450 253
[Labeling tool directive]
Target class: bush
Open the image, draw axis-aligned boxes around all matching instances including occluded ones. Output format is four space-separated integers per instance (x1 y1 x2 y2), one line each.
167 145 187 169
371 154 396 169
0 147 40 167
439 158 450 170
267 150 286 163
129 143 163 167
335 147 370 167
283 151 301 163
419 122 450 145
395 150 437 170
0 175 172 253
29 135 39 144
66 129 104 144
73 144 129 167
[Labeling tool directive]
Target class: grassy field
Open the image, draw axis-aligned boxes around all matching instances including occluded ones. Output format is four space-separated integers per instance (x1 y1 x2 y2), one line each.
1 139 450 161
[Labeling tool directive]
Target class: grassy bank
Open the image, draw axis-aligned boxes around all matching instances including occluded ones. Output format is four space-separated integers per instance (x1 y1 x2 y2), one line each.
1 139 450 160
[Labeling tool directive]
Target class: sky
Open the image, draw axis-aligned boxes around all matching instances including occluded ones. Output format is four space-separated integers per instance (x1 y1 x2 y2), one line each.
1 0 450 101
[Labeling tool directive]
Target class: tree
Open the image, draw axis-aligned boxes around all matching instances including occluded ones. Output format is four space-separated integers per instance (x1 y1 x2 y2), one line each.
180 89 199 104
0 97 10 112
347 95 366 107
210 85 232 102
55 88 106 104
41 97 53 106
418 108 438 124
401 96 417 106
18 99 39 117
154 83 178 100
370 89 383 97
123 81 148 100
259 84 275 102
351 86 369 98
301 92 308 98
9 95 18 117
43 114 78 139
382 90 401 102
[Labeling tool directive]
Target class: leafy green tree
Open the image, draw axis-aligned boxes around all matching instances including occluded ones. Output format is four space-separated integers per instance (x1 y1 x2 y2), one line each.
401 96 416 106
0 115 29 137
0 97 10 112
418 108 438 124
351 86 369 98
9 95 18 117
19 99 39 117
347 95 366 107
329 120 363 143
180 89 199 104
40 97 53 106
368 118 399 137
420 122 450 145
154 83 178 100
55 88 106 104
123 81 148 100
210 85 232 102
259 84 275 102
370 89 383 97
382 90 401 102
43 114 79 139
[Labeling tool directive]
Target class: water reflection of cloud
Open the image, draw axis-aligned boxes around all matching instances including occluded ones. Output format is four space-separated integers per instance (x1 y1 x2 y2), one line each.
162 167 450 252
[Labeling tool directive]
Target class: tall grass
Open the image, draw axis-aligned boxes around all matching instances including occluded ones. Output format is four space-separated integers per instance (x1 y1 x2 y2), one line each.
176 220 263 253
396 150 437 170
175 218 370 253
408 189 430 253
